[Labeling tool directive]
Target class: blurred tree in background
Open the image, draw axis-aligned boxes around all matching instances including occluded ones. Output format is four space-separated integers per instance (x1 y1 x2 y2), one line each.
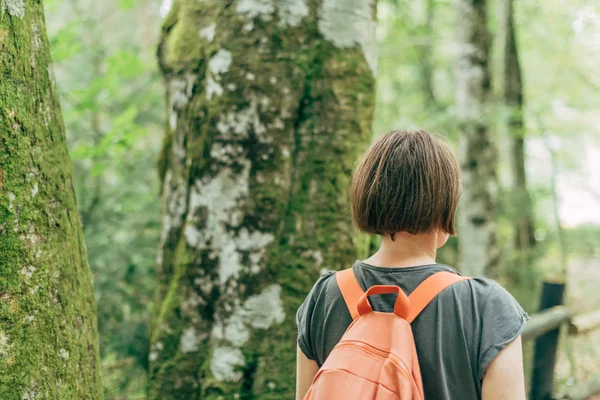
37 0 600 397
454 0 499 278
501 0 535 265
498 0 539 307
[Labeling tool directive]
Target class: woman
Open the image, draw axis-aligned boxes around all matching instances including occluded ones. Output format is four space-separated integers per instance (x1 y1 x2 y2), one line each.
296 129 528 400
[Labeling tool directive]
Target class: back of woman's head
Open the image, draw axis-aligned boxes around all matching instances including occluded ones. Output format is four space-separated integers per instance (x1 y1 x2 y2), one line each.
351 129 461 237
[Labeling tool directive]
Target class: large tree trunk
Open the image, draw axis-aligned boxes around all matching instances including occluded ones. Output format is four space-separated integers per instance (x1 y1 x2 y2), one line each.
502 0 535 258
0 2 103 399
455 0 499 277
148 1 377 399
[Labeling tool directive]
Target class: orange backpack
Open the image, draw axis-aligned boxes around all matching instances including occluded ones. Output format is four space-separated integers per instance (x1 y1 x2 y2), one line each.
303 269 469 400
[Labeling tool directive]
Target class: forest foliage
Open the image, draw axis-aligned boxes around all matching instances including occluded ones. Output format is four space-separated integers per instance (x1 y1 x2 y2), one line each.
39 0 600 397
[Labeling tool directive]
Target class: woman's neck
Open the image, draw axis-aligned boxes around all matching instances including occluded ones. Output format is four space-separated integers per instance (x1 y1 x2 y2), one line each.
362 231 439 268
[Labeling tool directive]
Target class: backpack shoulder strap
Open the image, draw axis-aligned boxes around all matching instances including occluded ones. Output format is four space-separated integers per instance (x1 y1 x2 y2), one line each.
336 268 365 320
406 271 469 323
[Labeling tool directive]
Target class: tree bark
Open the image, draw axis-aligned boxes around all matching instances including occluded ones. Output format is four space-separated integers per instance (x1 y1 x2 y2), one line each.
148 1 377 399
0 2 103 399
502 0 536 257
455 0 499 277
418 0 438 109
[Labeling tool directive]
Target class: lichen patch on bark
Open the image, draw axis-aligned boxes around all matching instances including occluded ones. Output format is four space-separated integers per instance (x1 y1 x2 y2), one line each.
156 170 187 266
236 0 309 27
216 99 267 141
167 75 195 130
211 284 285 350
236 0 275 21
179 327 200 353
199 23 216 42
210 346 245 382
0 332 10 358
206 78 224 100
318 0 378 75
277 0 309 27
1 0 25 18
208 49 232 75
184 160 275 284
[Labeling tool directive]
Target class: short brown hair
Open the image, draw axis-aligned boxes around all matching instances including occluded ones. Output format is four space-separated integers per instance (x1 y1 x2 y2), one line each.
350 129 461 237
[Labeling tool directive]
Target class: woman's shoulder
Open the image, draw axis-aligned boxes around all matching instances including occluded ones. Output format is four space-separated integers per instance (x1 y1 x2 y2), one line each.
463 276 527 311
297 270 339 311
313 270 338 290
472 277 529 378
437 274 529 332
296 270 351 363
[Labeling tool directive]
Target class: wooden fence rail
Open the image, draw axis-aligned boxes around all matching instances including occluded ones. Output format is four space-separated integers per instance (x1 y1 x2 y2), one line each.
569 310 600 336
522 306 571 342
522 281 600 400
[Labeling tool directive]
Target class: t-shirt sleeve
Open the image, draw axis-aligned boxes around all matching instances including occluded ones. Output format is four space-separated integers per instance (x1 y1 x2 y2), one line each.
478 280 529 380
296 272 335 361
296 296 314 360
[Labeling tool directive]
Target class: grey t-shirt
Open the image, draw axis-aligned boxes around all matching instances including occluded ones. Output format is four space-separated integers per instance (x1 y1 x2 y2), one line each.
296 262 528 400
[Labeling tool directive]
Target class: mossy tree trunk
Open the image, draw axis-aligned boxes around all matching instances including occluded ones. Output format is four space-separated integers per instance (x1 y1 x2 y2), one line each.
148 0 377 398
502 0 535 259
0 2 103 399
455 0 499 277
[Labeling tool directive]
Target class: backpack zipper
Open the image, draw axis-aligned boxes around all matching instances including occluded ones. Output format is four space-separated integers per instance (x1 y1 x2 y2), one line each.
336 341 387 357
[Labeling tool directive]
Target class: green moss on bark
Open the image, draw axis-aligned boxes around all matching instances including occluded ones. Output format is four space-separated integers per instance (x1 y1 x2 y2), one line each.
0 2 103 399
148 1 376 399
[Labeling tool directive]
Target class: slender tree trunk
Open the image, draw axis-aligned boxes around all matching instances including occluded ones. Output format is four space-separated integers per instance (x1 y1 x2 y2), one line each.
455 0 499 277
148 1 377 399
0 2 103 399
502 0 535 257
418 0 438 109
544 133 569 279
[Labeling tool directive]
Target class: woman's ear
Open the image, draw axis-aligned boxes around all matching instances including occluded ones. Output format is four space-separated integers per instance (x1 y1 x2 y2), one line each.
436 231 450 249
